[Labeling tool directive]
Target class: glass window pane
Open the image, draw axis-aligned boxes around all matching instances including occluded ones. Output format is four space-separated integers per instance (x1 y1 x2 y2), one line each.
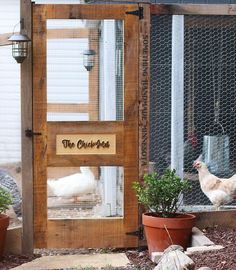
47 166 124 219
47 19 124 121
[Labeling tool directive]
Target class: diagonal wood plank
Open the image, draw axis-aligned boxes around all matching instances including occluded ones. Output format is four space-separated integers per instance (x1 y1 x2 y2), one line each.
0 32 18 46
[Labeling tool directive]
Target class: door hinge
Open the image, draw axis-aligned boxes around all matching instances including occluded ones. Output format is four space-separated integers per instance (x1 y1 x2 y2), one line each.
126 226 143 239
25 129 42 137
126 7 144 20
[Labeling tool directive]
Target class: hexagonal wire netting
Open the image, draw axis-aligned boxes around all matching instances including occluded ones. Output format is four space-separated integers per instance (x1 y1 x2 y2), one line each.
151 15 236 207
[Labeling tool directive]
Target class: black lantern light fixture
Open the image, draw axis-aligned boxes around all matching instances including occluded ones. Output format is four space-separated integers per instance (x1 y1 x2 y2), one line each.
83 49 96 71
8 33 31 64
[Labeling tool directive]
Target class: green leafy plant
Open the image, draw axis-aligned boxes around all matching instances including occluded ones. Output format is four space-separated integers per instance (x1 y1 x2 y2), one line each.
0 187 12 214
133 169 191 218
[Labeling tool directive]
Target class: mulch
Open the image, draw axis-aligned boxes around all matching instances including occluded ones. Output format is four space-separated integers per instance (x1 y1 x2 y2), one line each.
0 226 236 270
0 254 41 270
190 226 236 270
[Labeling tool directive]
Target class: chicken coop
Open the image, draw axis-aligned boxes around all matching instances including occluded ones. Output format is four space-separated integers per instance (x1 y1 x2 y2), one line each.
1 1 236 253
150 8 236 208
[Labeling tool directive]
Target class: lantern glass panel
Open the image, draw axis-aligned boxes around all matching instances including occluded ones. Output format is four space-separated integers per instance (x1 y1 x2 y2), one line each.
83 53 95 71
12 42 28 63
12 42 27 57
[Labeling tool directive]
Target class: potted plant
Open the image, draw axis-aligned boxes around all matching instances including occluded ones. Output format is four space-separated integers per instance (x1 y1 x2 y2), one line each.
0 187 12 257
133 169 196 254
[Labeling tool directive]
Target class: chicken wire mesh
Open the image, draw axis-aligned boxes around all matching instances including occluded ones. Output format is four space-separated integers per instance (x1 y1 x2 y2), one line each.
151 14 236 207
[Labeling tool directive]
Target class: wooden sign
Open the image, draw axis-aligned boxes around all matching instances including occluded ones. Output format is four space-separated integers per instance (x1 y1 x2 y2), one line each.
56 134 116 155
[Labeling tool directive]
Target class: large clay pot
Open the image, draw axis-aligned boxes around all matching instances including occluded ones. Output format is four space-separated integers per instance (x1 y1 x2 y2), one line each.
143 212 196 254
0 214 10 257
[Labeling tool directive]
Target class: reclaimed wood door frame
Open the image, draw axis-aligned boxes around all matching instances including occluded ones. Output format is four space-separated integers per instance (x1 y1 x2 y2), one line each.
32 3 141 248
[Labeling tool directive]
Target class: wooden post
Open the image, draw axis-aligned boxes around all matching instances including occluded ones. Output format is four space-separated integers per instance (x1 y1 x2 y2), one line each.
139 3 150 179
171 15 184 179
138 3 150 246
20 0 33 254
0 33 13 46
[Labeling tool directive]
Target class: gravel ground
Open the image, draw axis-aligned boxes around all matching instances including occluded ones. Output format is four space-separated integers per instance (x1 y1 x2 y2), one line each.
0 226 235 270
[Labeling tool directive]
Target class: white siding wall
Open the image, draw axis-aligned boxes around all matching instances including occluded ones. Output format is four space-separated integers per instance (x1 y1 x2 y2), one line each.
0 1 20 34
0 3 91 163
47 39 88 104
47 20 90 121
0 1 20 164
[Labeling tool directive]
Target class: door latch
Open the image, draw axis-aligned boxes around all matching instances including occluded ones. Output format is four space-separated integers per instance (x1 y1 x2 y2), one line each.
25 129 42 137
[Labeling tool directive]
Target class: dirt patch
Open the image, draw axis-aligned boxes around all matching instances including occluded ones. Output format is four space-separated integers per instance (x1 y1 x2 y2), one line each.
0 254 40 270
190 226 236 270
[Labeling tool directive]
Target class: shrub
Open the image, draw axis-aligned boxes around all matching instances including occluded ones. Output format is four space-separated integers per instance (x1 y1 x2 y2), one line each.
133 169 191 218
0 187 12 214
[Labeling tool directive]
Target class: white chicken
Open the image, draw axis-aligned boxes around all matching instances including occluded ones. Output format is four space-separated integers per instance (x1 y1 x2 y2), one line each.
47 167 96 197
193 160 236 209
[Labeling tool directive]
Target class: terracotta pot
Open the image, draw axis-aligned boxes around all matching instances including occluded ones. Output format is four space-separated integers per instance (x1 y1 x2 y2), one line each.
142 212 196 254
0 214 10 258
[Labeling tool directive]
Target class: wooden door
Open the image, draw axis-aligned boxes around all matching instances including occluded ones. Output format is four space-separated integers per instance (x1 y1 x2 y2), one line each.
33 4 140 248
